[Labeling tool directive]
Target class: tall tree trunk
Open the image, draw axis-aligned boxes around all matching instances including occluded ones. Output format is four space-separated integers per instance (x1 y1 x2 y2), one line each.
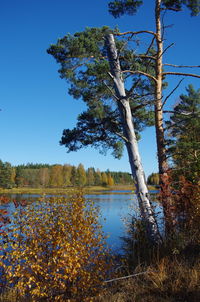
155 0 174 231
105 33 162 245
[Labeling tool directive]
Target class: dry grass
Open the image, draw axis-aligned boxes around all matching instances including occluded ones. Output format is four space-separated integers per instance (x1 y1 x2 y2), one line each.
1 257 200 301
96 257 200 302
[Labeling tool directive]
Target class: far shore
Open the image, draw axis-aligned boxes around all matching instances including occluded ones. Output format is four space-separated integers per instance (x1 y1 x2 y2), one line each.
0 184 158 196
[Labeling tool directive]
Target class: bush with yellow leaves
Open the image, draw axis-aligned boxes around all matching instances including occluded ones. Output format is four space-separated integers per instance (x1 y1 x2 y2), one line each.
0 192 111 301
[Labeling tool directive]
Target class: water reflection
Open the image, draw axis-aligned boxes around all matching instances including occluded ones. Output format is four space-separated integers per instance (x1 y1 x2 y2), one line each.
1 191 162 253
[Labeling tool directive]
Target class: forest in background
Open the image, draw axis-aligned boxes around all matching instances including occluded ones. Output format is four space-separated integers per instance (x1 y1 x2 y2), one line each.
0 161 133 188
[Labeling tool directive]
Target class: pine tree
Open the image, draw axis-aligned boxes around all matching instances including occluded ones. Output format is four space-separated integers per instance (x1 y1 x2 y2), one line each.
108 0 200 231
70 166 78 186
166 85 200 182
48 26 161 244
0 160 13 188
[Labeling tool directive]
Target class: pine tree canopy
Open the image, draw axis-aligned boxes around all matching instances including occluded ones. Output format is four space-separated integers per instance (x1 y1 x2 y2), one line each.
108 0 200 18
47 27 155 159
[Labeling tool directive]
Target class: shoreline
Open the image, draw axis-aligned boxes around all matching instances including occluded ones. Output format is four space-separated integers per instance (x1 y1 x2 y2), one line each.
0 184 157 196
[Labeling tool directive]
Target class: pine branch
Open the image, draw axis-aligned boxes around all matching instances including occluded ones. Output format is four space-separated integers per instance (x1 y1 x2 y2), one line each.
130 98 155 111
122 70 157 82
163 72 200 79
165 116 198 131
115 30 157 38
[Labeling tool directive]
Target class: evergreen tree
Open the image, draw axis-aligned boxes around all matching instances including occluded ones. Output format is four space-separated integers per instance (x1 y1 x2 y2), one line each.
166 85 200 182
70 166 78 186
107 0 200 231
15 166 25 187
0 160 13 188
47 27 154 158
48 27 162 244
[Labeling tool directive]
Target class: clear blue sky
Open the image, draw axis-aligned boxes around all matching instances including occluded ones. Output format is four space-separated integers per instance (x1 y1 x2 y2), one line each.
1 0 200 177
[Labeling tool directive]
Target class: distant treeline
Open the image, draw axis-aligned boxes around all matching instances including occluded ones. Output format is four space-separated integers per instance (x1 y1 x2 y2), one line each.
0 160 133 188
147 172 159 186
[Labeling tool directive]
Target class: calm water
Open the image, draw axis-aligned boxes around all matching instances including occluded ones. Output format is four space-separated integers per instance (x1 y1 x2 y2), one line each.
0 191 162 253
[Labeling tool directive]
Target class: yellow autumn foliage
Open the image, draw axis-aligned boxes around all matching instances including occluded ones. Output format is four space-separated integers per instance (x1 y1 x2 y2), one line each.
0 192 112 301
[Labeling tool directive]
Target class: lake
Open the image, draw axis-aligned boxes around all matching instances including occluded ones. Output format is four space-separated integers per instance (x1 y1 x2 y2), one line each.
0 190 162 253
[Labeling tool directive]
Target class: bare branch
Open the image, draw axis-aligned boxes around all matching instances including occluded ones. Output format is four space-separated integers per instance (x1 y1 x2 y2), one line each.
115 131 128 142
104 270 157 283
143 36 157 74
108 71 114 80
163 24 174 30
146 36 156 56
115 30 157 38
162 78 184 109
164 63 200 68
122 70 157 83
126 78 142 97
163 72 200 79
159 43 174 59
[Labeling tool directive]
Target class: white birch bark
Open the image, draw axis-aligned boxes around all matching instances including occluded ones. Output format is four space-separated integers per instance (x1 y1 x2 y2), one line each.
105 33 161 244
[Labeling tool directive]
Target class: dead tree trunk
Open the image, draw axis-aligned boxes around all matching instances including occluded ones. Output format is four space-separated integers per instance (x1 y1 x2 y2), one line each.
105 33 162 245
155 0 174 231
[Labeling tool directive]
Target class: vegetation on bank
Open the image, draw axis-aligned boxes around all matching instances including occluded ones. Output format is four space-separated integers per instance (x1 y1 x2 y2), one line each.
1 179 200 301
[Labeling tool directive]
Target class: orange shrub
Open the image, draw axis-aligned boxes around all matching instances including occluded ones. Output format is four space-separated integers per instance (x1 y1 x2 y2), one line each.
0 192 111 301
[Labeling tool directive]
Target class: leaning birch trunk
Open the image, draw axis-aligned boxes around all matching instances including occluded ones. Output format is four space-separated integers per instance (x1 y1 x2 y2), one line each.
105 33 162 245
